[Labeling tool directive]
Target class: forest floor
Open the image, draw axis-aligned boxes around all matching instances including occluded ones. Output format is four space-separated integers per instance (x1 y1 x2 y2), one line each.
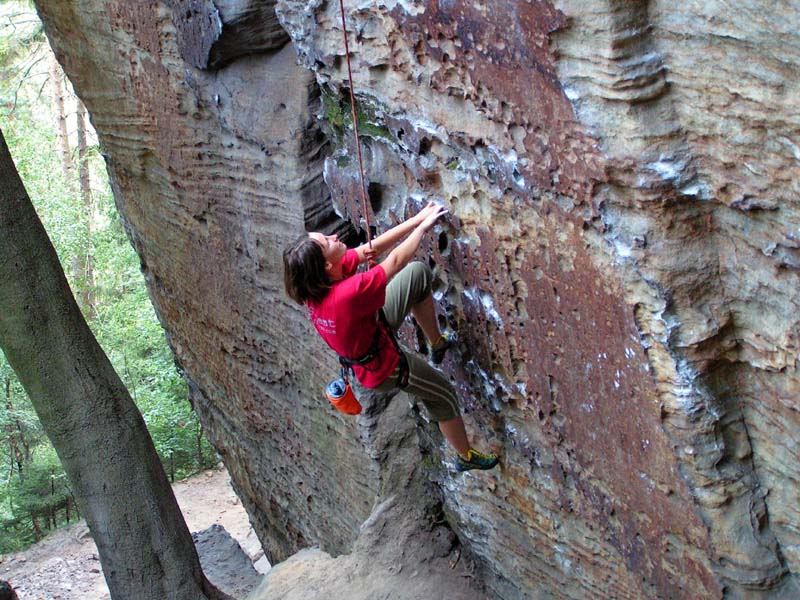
0 465 263 600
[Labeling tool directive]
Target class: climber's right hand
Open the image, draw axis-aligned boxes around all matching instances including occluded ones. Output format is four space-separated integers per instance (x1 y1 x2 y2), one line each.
418 203 448 231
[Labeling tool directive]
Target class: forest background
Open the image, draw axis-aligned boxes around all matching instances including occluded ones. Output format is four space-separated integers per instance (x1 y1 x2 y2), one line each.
0 0 217 553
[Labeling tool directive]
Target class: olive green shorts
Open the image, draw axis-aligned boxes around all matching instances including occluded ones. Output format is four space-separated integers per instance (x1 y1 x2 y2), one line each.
373 262 460 422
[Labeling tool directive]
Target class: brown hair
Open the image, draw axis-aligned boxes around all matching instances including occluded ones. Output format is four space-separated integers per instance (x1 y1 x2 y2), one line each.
283 234 331 304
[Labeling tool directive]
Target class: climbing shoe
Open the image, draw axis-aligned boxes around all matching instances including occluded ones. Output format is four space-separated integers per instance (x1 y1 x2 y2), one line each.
430 331 455 365
455 448 499 472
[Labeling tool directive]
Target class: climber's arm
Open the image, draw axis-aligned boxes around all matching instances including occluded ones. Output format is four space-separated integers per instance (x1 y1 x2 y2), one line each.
378 204 447 280
354 202 441 264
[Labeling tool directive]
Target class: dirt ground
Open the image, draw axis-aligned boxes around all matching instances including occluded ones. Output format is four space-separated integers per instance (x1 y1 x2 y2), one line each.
0 466 262 600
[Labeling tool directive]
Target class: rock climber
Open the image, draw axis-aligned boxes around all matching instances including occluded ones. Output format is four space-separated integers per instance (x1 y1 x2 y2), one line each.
282 201 498 472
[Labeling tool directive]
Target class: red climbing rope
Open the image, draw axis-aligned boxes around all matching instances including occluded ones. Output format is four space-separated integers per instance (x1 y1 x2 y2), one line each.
338 0 374 256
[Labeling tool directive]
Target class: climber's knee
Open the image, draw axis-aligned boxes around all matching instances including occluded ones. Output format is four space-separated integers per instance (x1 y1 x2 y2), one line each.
405 261 432 304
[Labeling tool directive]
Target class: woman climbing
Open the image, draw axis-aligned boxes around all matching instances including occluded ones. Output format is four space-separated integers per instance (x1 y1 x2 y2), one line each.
283 201 498 472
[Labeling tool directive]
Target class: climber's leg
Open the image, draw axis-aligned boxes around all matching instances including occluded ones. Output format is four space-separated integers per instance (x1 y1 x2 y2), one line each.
383 261 433 329
409 291 453 364
371 351 498 471
409 293 441 347
383 262 453 362
372 350 460 422
438 415 469 456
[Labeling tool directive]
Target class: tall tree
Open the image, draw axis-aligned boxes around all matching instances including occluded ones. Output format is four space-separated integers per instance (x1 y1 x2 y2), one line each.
47 49 71 182
3 377 29 477
75 99 95 315
47 47 96 315
0 128 229 600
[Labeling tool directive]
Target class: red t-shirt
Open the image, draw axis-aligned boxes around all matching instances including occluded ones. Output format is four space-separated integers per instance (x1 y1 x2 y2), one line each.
307 249 400 388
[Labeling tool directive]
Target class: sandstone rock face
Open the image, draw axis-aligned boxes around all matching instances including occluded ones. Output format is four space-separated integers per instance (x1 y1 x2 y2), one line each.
36 1 798 598
36 0 377 567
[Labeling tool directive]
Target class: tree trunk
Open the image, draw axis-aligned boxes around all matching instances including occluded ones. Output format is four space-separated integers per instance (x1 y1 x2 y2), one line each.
31 515 42 540
50 474 56 529
0 129 230 600
10 379 31 462
69 492 79 520
75 100 95 317
196 422 204 470
47 50 71 182
4 378 25 477
4 378 15 476
48 48 96 317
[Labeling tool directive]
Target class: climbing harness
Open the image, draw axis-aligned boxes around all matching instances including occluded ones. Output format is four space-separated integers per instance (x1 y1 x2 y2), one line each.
337 310 409 385
325 310 410 415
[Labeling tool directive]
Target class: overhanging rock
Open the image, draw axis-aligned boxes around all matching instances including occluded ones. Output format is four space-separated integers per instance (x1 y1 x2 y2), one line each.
35 0 800 598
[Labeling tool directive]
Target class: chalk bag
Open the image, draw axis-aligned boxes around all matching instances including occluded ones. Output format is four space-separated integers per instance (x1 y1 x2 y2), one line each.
325 371 362 415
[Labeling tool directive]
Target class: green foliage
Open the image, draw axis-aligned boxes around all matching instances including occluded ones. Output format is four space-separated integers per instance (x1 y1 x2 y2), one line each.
0 446 73 554
0 5 217 552
0 2 43 68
